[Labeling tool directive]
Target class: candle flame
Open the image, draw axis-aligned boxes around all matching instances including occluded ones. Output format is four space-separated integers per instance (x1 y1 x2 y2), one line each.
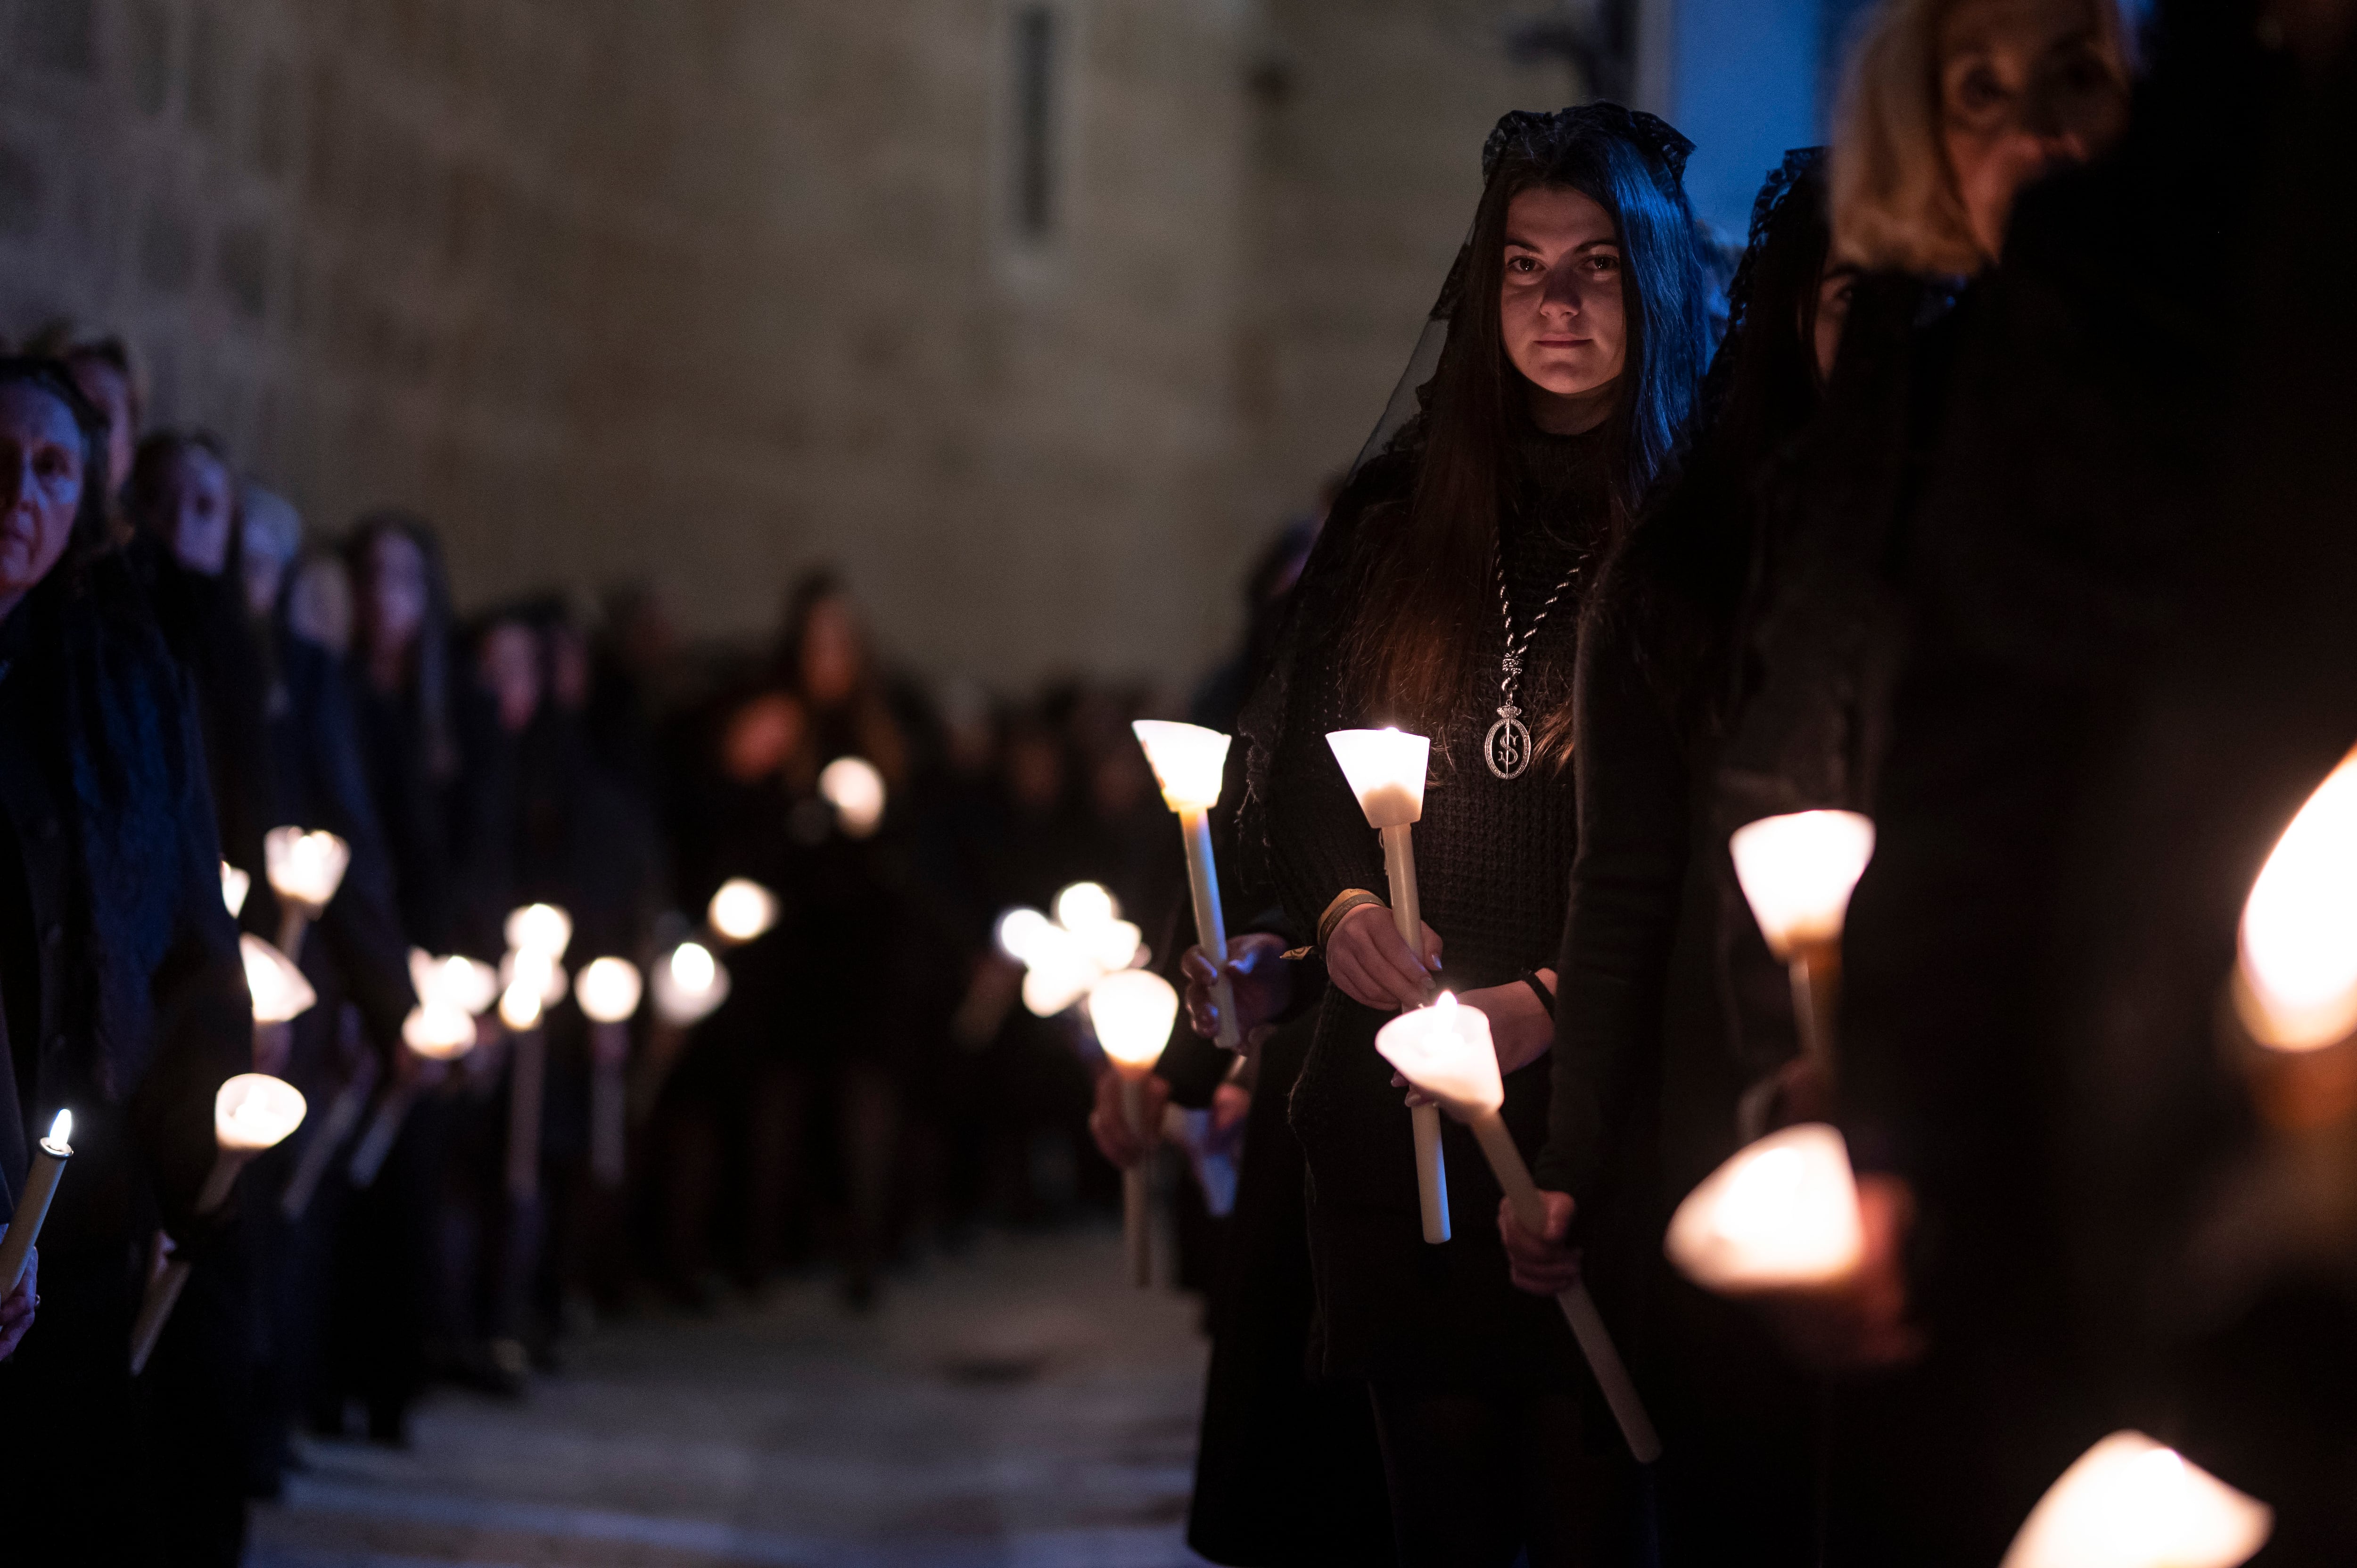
707 878 779 944
1664 1123 1866 1294
499 977 544 1032
214 1072 308 1151
1728 811 1877 958
1131 721 1231 813
1054 881 1118 935
401 1002 478 1059
651 942 731 1025
45 1108 70 1150
1325 728 1431 829
577 957 644 1024
241 934 320 1024
2001 1431 2271 1568
819 755 887 838
1374 992 1505 1116
1089 968 1179 1071
221 862 250 919
504 903 574 961
263 826 351 910
2237 747 2357 1049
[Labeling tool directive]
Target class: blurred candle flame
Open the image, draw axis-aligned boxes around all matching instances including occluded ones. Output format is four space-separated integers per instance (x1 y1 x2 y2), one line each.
1664 1124 1865 1294
2001 1431 2271 1568
819 756 887 838
263 827 350 910
577 957 643 1024
241 934 318 1024
2237 748 2357 1050
1728 811 1877 958
1375 993 1505 1116
1131 721 1231 813
214 1073 308 1151
707 878 779 944
1089 969 1178 1072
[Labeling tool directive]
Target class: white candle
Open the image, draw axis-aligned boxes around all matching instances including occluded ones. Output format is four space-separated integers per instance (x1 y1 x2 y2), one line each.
577 958 643 1191
707 878 779 944
1132 721 1242 1051
134 1078 307 1374
819 755 887 838
1326 727 1448 1244
0 1110 71 1295
1376 996 1662 1463
1729 810 1876 1076
2002 1432 2271 1568
264 826 350 960
1090 968 1177 1289
1663 1123 1867 1295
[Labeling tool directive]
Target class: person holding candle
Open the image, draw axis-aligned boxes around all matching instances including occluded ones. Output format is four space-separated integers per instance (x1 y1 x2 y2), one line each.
0 359 252 1558
1756 6 2356 1559
1234 106 1711 1561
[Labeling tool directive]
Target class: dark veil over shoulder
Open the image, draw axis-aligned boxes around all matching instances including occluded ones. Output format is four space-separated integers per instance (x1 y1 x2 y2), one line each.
1235 103 1700 878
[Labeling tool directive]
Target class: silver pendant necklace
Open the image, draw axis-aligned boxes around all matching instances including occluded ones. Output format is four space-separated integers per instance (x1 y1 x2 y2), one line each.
1484 558 1578 780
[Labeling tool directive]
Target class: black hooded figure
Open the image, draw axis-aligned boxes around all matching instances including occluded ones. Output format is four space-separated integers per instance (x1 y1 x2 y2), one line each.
1237 105 1712 1563
1526 150 1841 1567
0 359 252 1558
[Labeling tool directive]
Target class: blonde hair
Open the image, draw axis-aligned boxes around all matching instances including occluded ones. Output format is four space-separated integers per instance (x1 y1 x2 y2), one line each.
1830 0 2128 276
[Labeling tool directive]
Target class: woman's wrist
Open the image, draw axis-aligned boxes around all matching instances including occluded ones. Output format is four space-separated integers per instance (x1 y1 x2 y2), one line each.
1316 887 1386 950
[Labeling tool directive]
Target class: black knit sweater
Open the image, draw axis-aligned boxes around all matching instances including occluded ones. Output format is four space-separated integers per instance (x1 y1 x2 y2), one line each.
1246 422 1609 1389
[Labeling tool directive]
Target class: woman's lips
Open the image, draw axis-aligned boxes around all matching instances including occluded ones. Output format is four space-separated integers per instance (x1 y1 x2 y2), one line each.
1534 337 1590 347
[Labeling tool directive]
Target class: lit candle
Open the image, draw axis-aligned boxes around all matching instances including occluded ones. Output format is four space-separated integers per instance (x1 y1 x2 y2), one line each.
343 999 480 1191
1055 882 1142 973
504 903 574 962
1663 1123 1866 1295
819 755 887 838
2234 747 2357 1051
0 1110 71 1297
242 932 318 1077
1326 726 1448 1245
707 878 780 944
132 1076 306 1374
263 826 351 961
577 957 643 1191
1729 810 1876 1077
1376 996 1662 1462
1132 721 1242 1051
1090 968 1178 1288
220 862 250 919
2002 1431 2271 1568
651 940 730 1026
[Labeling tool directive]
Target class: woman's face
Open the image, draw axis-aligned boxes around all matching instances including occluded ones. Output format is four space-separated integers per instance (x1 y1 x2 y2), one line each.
800 597 863 706
1939 0 2129 261
1813 264 1861 383
67 355 134 501
0 385 84 599
1499 185 1628 405
153 444 235 576
478 621 542 734
362 532 429 658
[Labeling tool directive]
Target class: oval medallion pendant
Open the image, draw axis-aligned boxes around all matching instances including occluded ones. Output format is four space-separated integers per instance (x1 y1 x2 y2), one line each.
1484 713 1533 780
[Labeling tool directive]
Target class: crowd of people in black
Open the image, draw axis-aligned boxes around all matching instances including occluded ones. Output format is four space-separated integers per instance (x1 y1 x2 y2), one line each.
0 327 1264 1558
0 0 2353 1563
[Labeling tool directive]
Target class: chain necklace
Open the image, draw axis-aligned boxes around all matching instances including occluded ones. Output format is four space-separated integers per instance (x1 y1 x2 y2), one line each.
1484 557 1579 780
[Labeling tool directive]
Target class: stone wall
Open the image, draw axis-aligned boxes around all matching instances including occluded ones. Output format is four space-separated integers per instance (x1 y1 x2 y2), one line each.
0 0 1622 688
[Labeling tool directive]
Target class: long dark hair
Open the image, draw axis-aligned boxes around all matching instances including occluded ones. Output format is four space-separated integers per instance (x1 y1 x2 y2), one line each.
1605 149 1834 720
1340 107 1713 742
0 356 115 581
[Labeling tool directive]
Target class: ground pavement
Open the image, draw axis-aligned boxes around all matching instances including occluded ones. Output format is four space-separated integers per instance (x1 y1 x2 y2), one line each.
249 1228 1211 1568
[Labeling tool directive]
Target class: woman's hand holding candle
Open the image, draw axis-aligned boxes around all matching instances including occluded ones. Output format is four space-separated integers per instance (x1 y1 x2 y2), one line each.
1179 934 1292 1043
1498 1189 1581 1295
1088 1067 1170 1169
1326 903 1441 1011
0 1242 34 1360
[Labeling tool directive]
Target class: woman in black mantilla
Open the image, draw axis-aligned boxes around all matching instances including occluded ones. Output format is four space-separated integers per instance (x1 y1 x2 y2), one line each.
1232 105 1711 1564
1500 150 1852 1567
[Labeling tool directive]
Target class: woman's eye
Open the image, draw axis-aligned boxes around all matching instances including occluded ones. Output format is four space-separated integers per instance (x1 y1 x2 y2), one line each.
1506 255 1539 274
1956 66 2007 112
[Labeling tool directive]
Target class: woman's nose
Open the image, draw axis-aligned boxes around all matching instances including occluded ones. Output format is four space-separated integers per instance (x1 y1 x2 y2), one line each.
1541 264 1583 315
